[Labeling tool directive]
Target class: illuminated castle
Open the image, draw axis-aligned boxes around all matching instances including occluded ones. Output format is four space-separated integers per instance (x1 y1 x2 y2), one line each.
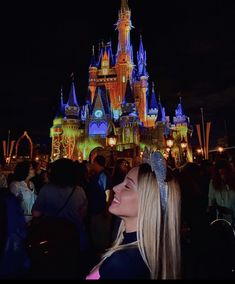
50 0 193 165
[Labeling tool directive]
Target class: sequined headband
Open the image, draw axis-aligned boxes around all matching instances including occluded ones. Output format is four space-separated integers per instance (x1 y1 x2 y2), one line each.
143 149 168 212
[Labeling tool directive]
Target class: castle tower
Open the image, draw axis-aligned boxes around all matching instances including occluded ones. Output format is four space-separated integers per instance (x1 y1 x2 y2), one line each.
115 0 134 109
120 81 139 145
173 97 193 163
88 0 134 118
50 88 65 161
134 36 149 125
62 78 81 160
146 82 158 127
89 46 98 104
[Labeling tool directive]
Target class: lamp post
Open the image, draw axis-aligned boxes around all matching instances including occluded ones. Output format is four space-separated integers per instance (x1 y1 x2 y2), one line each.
180 137 188 164
165 134 175 168
107 130 118 168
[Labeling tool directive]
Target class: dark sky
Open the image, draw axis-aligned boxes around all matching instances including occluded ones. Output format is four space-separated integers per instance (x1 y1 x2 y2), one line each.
0 0 235 147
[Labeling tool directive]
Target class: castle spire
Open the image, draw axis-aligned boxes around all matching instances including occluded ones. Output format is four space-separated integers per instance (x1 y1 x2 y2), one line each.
55 87 65 118
106 41 115 67
156 93 166 122
123 79 135 104
60 87 64 107
67 77 79 107
137 35 148 77
90 45 97 67
121 0 129 12
149 82 158 110
117 0 132 55
65 78 79 119
175 96 184 117
174 95 189 125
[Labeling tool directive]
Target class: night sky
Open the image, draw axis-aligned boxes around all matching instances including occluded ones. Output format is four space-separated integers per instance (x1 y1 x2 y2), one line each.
0 0 235 148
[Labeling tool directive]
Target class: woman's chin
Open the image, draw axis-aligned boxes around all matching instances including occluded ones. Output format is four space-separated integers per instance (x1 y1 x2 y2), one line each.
109 204 118 215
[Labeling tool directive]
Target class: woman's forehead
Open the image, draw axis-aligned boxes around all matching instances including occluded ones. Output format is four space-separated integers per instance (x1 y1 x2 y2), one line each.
127 167 139 180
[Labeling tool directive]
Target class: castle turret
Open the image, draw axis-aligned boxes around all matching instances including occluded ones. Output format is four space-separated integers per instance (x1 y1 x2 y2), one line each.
137 35 148 78
50 88 65 161
89 46 98 104
149 83 158 113
146 82 158 127
107 41 115 67
173 97 189 125
117 0 132 55
116 0 134 105
134 35 149 125
56 88 66 119
156 94 166 124
173 97 193 165
65 78 79 120
120 79 139 146
101 47 110 76
122 79 136 115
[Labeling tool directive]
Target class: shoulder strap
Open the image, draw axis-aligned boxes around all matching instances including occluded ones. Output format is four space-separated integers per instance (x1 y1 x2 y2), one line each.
55 186 76 216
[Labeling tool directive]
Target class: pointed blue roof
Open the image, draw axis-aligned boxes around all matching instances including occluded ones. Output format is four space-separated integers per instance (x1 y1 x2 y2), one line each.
138 35 145 57
175 98 184 117
92 86 111 115
107 42 115 67
157 105 163 122
137 36 148 78
149 83 158 110
156 95 166 122
67 81 79 107
97 44 104 68
90 46 97 68
55 88 65 118
124 79 135 104
86 88 92 106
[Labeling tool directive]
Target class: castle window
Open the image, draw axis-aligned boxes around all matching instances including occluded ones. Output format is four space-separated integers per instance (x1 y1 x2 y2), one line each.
122 76 126 83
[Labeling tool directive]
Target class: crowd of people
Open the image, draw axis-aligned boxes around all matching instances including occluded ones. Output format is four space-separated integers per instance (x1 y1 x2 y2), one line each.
0 152 235 279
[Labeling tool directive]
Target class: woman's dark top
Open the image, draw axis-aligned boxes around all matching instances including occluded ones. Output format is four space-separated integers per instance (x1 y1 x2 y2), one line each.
99 232 150 279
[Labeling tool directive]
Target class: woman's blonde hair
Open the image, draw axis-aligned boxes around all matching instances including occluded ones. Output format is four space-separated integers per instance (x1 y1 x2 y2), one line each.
94 163 181 279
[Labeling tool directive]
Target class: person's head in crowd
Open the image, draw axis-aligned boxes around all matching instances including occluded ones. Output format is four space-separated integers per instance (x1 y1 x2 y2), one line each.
13 161 35 182
93 155 106 174
49 158 77 188
111 159 131 187
212 159 235 190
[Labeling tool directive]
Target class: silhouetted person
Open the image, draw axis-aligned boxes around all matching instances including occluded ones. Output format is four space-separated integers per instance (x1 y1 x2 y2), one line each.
31 158 88 278
87 155 111 255
0 189 30 278
9 161 37 223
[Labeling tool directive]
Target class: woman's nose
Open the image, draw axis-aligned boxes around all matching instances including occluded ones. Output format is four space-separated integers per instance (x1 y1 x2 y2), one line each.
113 183 122 193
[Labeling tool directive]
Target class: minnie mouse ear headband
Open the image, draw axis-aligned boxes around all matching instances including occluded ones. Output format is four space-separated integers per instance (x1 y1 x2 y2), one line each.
143 148 168 213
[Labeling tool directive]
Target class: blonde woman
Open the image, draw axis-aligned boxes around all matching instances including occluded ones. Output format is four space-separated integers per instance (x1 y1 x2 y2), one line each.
86 152 181 280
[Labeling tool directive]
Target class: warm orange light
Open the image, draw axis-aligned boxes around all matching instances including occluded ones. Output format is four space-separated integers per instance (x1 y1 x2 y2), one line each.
180 137 187 149
196 149 203 154
217 147 224 153
166 135 174 149
107 130 118 148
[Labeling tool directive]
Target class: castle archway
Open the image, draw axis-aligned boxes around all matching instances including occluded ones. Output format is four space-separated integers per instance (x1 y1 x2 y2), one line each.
15 131 33 159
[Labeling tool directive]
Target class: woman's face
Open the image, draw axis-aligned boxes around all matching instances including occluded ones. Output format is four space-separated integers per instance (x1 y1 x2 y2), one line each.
109 167 139 224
